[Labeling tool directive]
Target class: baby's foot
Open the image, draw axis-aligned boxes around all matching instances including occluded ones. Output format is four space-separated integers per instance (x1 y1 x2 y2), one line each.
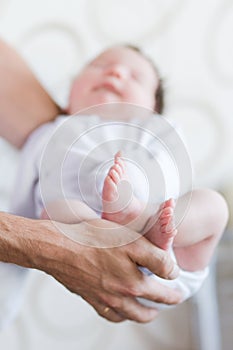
144 199 177 251
102 151 142 226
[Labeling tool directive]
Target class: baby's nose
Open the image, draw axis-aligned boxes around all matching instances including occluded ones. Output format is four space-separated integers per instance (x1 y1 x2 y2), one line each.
105 64 129 79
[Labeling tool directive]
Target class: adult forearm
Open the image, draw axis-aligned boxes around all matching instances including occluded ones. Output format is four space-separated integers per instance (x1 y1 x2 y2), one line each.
0 38 60 148
0 211 58 268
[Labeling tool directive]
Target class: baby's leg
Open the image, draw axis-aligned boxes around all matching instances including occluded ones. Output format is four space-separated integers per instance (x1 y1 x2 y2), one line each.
40 199 98 224
102 151 177 249
172 189 229 271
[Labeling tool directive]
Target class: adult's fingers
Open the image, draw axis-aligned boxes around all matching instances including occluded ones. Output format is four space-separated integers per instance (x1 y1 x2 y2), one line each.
129 237 180 280
113 296 159 323
84 291 159 323
83 296 126 323
87 294 159 323
136 274 183 305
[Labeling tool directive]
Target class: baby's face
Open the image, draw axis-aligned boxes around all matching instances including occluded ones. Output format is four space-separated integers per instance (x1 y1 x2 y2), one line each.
68 47 159 115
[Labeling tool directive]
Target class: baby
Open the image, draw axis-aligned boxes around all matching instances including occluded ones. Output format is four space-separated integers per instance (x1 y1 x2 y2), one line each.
10 46 228 310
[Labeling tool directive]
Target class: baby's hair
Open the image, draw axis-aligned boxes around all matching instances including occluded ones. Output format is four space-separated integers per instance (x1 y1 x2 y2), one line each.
124 45 164 115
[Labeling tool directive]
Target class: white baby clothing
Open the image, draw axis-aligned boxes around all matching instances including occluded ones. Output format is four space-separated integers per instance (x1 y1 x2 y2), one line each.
11 114 188 218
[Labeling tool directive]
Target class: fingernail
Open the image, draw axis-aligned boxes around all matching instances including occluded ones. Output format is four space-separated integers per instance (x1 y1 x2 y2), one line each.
168 264 180 279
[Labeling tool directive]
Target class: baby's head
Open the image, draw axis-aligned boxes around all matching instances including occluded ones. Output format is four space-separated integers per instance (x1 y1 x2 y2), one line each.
67 45 164 115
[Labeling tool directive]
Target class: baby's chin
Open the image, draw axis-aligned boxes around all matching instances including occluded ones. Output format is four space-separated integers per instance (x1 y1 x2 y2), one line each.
92 91 121 105
68 93 125 115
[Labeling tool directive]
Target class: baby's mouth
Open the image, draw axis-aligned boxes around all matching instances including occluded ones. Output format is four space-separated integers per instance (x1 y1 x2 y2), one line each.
94 80 121 95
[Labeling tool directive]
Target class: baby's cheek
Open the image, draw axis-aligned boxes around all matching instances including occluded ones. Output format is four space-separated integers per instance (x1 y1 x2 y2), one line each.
124 88 141 103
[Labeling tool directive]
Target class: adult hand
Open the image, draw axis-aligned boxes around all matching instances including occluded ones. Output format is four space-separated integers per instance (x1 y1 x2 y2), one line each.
37 218 181 323
0 213 181 323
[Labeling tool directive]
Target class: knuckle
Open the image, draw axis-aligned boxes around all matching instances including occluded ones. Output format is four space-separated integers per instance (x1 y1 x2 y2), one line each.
162 291 173 304
108 297 122 310
157 288 181 305
166 291 182 305
99 293 116 308
133 309 158 324
99 294 110 306
122 282 142 298
101 277 118 295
